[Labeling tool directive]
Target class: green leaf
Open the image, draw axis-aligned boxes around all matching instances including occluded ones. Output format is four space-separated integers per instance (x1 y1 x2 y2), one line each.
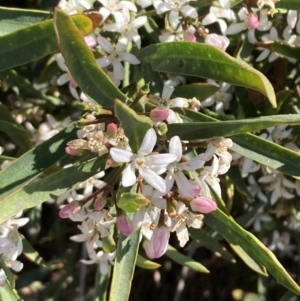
54 8 127 107
166 245 210 273
109 230 140 301
276 0 300 9
114 99 152 152
94 265 111 301
265 90 293 116
117 192 149 212
0 103 32 151
0 260 15 289
136 254 161 269
175 109 300 178
21 235 46 267
0 6 51 36
270 42 300 60
0 281 23 301
172 83 219 101
167 114 300 140
0 14 93 71
0 156 107 224
188 228 236 262
0 124 77 200
204 209 300 295
229 244 268 276
138 42 276 108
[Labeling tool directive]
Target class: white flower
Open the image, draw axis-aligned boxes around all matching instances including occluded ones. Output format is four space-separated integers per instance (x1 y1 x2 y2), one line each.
58 0 91 14
97 36 140 80
205 33 230 51
104 8 147 49
81 250 116 275
166 136 204 198
110 128 177 193
156 0 198 28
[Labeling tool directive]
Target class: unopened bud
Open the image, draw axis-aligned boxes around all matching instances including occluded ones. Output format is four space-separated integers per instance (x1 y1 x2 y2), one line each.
65 146 85 156
248 13 259 29
150 109 170 122
205 34 230 51
94 197 106 211
190 196 217 213
59 201 81 219
116 215 134 236
107 123 118 137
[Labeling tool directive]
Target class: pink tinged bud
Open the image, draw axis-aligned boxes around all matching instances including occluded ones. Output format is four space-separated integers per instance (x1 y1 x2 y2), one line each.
190 197 217 214
59 201 81 219
205 34 230 51
248 13 259 29
65 146 84 156
189 180 201 197
146 226 170 259
94 197 106 211
184 32 196 42
117 215 134 236
69 78 78 88
150 109 170 122
84 35 97 48
107 123 118 137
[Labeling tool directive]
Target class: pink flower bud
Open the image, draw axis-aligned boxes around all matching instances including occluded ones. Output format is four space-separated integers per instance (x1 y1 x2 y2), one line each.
107 123 118 137
144 226 170 259
183 32 196 42
189 180 201 197
117 215 134 236
69 78 78 89
59 201 81 219
65 146 84 156
205 34 230 51
150 109 170 122
190 197 217 213
94 197 106 211
84 35 97 48
248 13 259 29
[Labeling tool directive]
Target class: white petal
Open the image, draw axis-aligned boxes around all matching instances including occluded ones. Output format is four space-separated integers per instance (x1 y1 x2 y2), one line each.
287 10 297 29
139 128 156 156
96 57 112 68
113 61 125 80
180 5 197 19
169 136 182 161
174 172 197 198
202 12 217 26
156 2 172 14
110 148 133 162
140 167 166 193
117 1 137 12
122 163 136 186
146 153 177 165
122 52 140 64
226 22 246 35
57 73 71 86
97 36 114 53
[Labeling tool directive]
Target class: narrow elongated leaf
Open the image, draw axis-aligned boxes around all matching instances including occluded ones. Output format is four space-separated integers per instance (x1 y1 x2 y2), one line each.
54 8 127 107
0 105 32 151
205 209 300 295
167 114 300 140
0 281 23 301
270 42 300 60
22 235 46 267
229 244 268 276
109 230 140 301
0 124 77 199
0 14 93 71
0 6 51 36
136 254 161 269
188 228 236 262
138 42 276 107
172 83 219 101
0 156 107 224
175 109 300 177
166 245 210 273
94 266 111 301
114 99 152 152
276 0 300 9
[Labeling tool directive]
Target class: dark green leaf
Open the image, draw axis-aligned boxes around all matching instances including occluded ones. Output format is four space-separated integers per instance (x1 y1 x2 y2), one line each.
0 124 77 199
114 99 152 152
109 230 140 301
0 280 23 301
166 245 210 273
0 156 107 223
21 235 46 267
0 14 93 71
167 114 300 140
270 42 300 60
54 8 127 107
276 0 300 9
205 209 300 295
138 42 276 108
0 6 51 36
